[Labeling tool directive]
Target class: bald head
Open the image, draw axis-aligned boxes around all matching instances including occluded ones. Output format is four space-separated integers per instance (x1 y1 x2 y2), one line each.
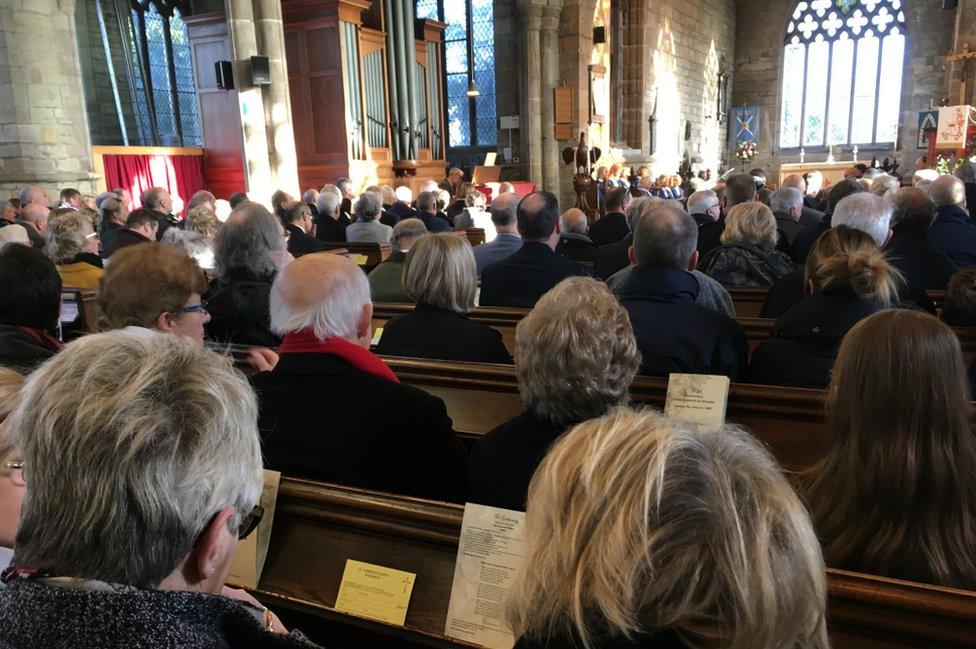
269 253 373 347
559 208 588 234
517 191 560 244
929 174 966 208
781 174 807 193
19 202 50 233
19 185 50 208
631 205 698 269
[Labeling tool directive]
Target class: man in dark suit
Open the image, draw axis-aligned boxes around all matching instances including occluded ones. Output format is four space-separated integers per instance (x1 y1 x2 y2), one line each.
588 186 631 245
769 187 804 246
284 201 326 257
555 208 598 262
102 208 158 258
415 190 452 232
337 177 356 223
929 174 976 267
480 191 592 307
313 185 347 242
617 204 747 378
142 186 180 240
780 173 826 228
252 253 467 502
687 189 723 257
383 186 419 226
886 187 956 290
789 179 864 264
594 203 640 280
302 188 320 218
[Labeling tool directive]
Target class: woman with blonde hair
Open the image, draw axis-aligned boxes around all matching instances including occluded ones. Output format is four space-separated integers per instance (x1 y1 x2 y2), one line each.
804 309 976 589
467 277 641 510
45 208 103 290
507 408 828 649
376 233 510 363
161 203 220 270
749 226 900 388
698 201 794 286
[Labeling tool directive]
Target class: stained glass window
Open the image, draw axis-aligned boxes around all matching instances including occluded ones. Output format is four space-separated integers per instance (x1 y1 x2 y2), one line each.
416 0 497 150
779 0 906 149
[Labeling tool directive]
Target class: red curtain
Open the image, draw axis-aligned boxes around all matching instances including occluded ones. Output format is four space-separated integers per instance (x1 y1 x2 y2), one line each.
101 153 205 214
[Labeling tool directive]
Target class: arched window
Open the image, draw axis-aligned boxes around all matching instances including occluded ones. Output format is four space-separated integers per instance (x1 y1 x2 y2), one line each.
779 0 906 149
416 0 497 151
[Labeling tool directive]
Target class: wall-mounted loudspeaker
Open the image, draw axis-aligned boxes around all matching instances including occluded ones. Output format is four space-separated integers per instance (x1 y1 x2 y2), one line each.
593 26 606 44
215 60 234 90
250 55 271 86
944 0 958 9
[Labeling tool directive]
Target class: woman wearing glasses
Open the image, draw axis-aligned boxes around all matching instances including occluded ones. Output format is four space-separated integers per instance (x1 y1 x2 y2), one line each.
0 330 319 647
44 208 103 290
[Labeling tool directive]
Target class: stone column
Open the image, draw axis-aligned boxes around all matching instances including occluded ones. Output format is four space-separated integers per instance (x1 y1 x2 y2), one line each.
521 5 543 187
540 4 561 194
0 0 97 199
226 0 299 204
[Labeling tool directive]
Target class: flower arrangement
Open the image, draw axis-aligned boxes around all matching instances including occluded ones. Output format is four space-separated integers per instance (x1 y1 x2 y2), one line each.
736 141 757 163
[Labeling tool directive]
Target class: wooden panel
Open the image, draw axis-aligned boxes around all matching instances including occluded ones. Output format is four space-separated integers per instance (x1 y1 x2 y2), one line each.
307 26 340 73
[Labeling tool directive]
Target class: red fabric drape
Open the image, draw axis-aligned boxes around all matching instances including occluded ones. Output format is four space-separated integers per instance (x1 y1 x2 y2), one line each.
101 153 205 214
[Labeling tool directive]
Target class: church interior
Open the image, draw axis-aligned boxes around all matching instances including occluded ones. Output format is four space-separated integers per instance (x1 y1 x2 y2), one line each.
1 0 976 648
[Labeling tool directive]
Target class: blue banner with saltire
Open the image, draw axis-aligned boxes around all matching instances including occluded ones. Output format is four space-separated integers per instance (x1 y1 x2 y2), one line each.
729 105 760 147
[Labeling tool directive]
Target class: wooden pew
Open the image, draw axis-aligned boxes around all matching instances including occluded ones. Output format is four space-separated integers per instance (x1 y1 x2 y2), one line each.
253 478 976 649
454 228 485 246
321 241 391 271
728 285 949 318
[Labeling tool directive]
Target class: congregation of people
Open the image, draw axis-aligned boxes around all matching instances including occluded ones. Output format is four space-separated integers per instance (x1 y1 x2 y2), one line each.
1 159 976 648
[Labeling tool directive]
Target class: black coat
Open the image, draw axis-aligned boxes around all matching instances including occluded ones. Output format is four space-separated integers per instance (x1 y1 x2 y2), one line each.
0 325 59 373
314 214 347 242
589 211 629 245
749 292 885 389
515 630 686 649
618 266 748 379
929 204 976 266
150 208 180 241
252 353 466 502
417 210 452 233
696 220 724 257
480 242 592 308
375 303 512 364
789 215 830 264
286 223 326 257
555 233 599 262
886 221 956 290
760 269 936 319
205 270 281 347
595 234 632 280
467 412 567 511
102 227 153 258
382 202 418 226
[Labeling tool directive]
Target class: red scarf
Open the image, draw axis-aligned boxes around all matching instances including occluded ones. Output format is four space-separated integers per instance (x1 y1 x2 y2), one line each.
279 329 399 383
20 327 64 353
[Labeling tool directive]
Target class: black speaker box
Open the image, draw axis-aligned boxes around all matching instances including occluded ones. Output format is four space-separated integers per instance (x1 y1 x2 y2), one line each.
251 55 271 86
593 26 606 44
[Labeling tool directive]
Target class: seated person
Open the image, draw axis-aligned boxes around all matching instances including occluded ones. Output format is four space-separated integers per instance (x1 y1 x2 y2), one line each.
588 186 631 245
749 227 899 389
16 202 48 250
769 186 805 246
382 185 418 225
346 190 393 244
0 367 25 571
885 187 956 290
161 203 220 270
252 253 466 502
368 218 427 303
467 277 640 510
507 408 828 649
270 188 293 225
102 208 159 258
617 204 747 379
928 174 976 266
687 189 723 258
480 192 591 308
0 245 63 372
45 209 103 290
452 188 492 239
313 184 346 242
594 196 657 280
206 203 285 347
942 267 976 327
414 190 452 233
803 309 976 589
97 197 126 251
283 201 326 257
789 178 865 264
554 208 598 263
0 330 313 645
473 192 522 276
698 202 794 287
376 234 510 363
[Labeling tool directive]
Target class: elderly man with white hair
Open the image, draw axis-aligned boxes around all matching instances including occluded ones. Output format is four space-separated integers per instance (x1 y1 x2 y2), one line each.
472 192 522 276
382 185 418 226
780 173 826 227
346 190 392 243
555 208 598 262
252 253 466 502
313 184 346 242
928 174 976 266
302 188 320 216
769 187 805 246
439 166 464 195
141 186 178 241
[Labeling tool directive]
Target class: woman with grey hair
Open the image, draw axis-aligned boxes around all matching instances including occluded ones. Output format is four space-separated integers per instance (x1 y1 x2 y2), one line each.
206 203 287 347
0 330 319 646
376 233 510 363
45 208 103 290
467 276 641 510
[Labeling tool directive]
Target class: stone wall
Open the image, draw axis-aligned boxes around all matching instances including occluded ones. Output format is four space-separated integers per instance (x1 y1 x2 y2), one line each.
732 0 955 179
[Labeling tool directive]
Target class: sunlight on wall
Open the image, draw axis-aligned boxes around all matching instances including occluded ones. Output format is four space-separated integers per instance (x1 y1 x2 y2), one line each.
652 19 681 176
589 0 612 163
699 41 720 172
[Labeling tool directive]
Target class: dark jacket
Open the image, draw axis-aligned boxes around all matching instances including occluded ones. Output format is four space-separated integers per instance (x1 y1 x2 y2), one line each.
515 629 686 649
749 292 885 389
799 205 825 229
789 215 830 264
760 269 937 319
595 234 632 280
367 250 411 303
588 211 629 245
480 242 592 308
15 220 44 249
774 213 803 245
102 227 152 258
314 214 347 242
205 270 281 347
886 221 957 290
150 208 180 241
555 233 599 263
467 412 567 511
698 242 795 287
618 266 748 379
417 210 452 233
285 223 326 257
382 202 417 227
696 220 725 257
929 204 976 266
376 303 511 364
252 353 466 502
0 579 319 648
97 220 121 254
0 325 59 373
